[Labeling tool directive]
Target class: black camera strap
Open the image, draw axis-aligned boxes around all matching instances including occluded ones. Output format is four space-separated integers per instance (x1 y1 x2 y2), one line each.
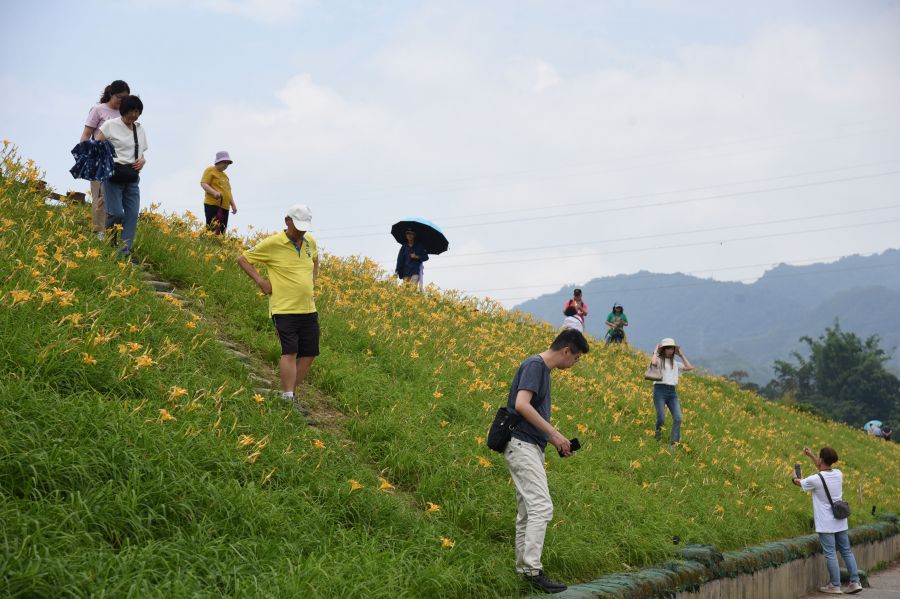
817 472 837 508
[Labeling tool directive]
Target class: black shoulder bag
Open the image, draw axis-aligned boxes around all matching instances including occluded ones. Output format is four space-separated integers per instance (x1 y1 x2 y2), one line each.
108 124 140 184
817 472 851 519
487 368 546 453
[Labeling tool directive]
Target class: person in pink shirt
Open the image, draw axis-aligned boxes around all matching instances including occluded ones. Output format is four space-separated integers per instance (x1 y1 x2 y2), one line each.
563 288 587 324
79 80 130 238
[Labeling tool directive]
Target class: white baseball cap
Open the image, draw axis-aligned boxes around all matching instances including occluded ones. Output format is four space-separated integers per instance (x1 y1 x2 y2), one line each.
287 204 312 230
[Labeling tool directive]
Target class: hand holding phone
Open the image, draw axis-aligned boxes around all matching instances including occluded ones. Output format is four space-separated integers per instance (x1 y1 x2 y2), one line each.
794 463 802 479
558 438 581 457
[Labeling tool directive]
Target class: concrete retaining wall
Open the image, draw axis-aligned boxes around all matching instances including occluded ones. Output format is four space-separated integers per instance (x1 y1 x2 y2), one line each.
676 532 900 599
552 515 899 599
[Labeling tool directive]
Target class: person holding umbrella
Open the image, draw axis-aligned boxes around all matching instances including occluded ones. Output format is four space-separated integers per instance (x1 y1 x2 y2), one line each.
391 218 449 286
395 228 429 284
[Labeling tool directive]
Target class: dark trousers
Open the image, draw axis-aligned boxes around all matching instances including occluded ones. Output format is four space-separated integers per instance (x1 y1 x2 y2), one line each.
204 204 228 235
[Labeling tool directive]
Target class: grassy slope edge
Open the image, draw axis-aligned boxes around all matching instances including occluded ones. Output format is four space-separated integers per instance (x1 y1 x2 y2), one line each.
2 147 898 597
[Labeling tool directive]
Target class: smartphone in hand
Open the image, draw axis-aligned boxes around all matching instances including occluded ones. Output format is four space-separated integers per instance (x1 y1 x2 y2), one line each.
794 463 802 478
558 438 581 457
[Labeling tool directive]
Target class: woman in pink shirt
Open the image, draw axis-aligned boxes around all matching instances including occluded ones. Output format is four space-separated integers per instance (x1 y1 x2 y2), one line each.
79 80 130 238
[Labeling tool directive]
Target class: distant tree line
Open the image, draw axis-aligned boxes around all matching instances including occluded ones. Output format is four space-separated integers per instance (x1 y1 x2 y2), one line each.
726 321 900 435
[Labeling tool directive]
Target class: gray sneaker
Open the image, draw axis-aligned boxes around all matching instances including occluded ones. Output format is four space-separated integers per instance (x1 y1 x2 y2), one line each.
844 581 863 594
281 394 310 416
819 583 843 594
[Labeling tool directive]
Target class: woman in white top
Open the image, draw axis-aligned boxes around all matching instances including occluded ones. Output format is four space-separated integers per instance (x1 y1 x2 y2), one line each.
792 446 862 594
560 306 584 333
94 95 148 259
649 338 694 447
79 80 130 237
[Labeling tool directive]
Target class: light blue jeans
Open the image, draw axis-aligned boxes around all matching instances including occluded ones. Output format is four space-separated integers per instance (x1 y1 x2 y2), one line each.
653 384 682 444
818 530 860 586
103 180 140 254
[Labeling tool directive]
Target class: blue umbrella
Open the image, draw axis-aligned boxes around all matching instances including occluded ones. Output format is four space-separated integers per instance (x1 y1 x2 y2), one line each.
863 420 883 434
390 218 449 254
70 140 115 181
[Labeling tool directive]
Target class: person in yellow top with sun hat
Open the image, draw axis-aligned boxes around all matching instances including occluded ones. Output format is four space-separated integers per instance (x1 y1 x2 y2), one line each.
237 205 318 412
200 151 237 235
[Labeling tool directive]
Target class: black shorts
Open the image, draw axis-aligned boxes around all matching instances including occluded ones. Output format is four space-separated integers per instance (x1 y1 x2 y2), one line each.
272 313 320 357
204 203 228 233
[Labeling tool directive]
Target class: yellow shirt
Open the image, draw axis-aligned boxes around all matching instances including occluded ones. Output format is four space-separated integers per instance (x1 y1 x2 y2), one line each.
201 166 233 209
243 232 318 316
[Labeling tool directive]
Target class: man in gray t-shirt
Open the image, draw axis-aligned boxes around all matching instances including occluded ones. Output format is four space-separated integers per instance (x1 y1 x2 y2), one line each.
504 329 589 594
506 355 551 449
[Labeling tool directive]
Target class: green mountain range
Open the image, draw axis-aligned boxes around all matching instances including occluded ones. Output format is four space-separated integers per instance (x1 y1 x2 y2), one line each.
515 250 900 383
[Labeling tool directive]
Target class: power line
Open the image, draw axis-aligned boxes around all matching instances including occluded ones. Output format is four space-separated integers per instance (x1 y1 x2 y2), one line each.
423 217 900 271
460 252 885 293
489 261 900 304
410 159 900 226
436 204 900 260
316 169 900 241
309 115 900 203
314 157 900 234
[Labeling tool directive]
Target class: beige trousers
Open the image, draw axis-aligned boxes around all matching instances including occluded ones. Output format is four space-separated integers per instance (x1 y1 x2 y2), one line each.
90 180 106 234
505 438 554 576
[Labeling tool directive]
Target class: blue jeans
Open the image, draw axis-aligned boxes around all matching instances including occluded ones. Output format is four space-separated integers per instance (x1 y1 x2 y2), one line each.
103 180 140 254
653 384 682 444
818 530 859 586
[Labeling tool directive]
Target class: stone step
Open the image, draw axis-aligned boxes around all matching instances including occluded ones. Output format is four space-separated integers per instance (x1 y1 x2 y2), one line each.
226 348 251 362
216 338 238 350
144 280 174 292
249 373 270 385
155 291 192 306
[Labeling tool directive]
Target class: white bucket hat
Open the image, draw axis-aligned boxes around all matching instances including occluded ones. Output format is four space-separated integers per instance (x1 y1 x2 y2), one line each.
287 204 312 230
214 150 232 164
659 337 678 349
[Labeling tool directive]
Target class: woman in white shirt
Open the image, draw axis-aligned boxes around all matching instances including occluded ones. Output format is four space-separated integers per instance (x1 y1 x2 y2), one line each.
94 95 148 259
79 80 130 238
792 446 862 594
560 306 584 332
649 338 694 447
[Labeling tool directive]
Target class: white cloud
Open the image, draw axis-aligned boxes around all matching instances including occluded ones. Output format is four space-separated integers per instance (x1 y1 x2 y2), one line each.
147 11 900 307
14 3 900 309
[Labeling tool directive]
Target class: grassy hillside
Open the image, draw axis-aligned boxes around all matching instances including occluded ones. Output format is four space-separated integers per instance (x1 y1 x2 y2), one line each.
2 144 899 598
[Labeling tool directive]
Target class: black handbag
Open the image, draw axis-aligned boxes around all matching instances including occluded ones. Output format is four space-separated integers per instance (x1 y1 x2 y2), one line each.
817 473 851 519
108 124 140 184
487 408 523 453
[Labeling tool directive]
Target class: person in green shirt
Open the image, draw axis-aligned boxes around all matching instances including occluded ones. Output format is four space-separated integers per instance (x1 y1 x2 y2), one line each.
605 303 628 344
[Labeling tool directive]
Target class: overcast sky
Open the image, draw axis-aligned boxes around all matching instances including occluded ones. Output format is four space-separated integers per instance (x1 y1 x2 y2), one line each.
2 0 899 306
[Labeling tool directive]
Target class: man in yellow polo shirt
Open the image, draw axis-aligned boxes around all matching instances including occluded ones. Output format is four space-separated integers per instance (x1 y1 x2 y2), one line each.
237 204 319 411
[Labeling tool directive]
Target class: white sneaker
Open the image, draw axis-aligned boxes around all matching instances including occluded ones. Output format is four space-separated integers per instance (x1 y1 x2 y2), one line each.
844 581 863 594
819 583 843 594
97 231 106 241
